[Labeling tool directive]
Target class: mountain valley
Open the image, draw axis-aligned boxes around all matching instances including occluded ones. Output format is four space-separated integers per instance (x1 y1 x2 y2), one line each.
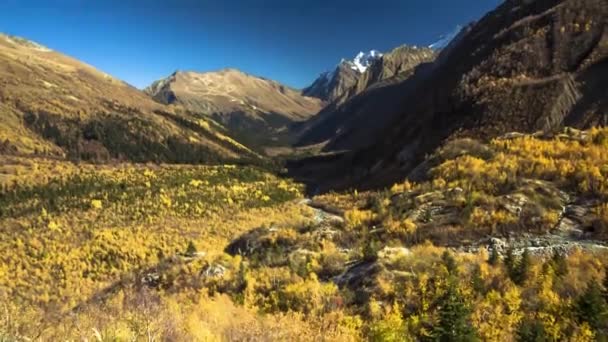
1 0 608 340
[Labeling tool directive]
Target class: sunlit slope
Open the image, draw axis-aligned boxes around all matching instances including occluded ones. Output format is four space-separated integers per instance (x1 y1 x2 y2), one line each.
3 128 608 340
0 34 257 162
145 69 324 147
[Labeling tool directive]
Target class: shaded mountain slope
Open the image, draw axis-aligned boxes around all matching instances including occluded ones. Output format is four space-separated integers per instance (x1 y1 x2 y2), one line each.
341 45 436 105
296 45 436 149
302 62 362 103
0 34 258 163
289 0 608 192
145 69 323 148
302 50 383 103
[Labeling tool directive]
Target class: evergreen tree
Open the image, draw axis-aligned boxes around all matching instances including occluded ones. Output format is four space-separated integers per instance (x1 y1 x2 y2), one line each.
549 250 568 277
517 319 548 342
488 247 500 266
514 249 531 286
185 240 197 257
503 247 517 281
603 266 608 303
470 264 485 295
576 280 608 333
362 237 380 262
442 250 459 277
433 279 478 342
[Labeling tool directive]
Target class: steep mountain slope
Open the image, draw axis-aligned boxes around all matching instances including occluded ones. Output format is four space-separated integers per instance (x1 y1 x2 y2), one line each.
428 25 464 50
0 34 257 163
346 46 436 98
302 50 383 102
290 0 608 192
144 69 323 147
302 63 361 103
296 45 436 148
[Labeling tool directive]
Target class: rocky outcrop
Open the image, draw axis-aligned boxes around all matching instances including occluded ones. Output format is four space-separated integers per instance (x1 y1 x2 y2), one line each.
303 63 361 103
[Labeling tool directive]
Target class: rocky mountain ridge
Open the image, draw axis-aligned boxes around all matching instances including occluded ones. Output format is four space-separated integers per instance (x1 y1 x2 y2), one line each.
289 0 608 192
302 50 383 102
296 45 436 148
145 68 323 148
0 34 260 163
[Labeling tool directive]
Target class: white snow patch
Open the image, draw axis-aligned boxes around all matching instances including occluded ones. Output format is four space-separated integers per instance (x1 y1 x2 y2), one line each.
350 50 383 73
429 25 463 50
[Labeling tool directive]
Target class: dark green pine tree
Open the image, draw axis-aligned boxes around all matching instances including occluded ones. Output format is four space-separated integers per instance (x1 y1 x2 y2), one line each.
549 250 569 277
517 319 548 342
513 249 531 286
470 264 485 295
503 247 517 281
185 240 198 257
576 279 608 333
603 266 608 303
433 279 478 342
442 250 459 277
543 251 569 278
488 247 500 266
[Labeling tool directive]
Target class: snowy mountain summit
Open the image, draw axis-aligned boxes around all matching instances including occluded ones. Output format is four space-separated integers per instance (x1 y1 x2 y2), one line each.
346 50 383 73
303 49 383 101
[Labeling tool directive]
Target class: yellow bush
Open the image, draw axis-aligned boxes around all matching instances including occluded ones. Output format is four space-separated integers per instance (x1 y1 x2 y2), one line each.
90 199 103 210
402 218 417 234
345 209 375 229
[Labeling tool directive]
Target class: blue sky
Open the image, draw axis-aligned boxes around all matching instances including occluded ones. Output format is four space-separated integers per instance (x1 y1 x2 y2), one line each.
0 0 501 89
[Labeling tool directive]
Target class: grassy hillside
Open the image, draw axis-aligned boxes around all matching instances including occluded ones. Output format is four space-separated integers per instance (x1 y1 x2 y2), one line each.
2 127 608 340
0 34 260 164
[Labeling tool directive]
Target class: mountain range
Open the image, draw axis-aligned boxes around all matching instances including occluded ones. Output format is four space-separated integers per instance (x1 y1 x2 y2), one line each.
302 50 383 102
289 0 608 192
2 1 608 338
295 45 437 149
0 0 606 193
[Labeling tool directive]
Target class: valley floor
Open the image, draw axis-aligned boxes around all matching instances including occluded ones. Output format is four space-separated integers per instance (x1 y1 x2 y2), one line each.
2 127 608 341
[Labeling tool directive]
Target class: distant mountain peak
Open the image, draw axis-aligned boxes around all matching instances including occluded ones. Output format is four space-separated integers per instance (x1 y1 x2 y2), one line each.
428 25 463 50
302 49 383 102
144 68 322 147
342 50 383 73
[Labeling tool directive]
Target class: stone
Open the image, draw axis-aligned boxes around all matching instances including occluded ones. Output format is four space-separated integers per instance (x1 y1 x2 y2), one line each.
142 272 161 287
414 191 444 206
201 264 226 278
489 237 508 253
378 246 411 260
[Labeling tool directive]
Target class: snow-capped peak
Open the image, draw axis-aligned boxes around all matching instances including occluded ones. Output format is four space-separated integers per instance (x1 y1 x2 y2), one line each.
349 50 383 73
429 25 463 50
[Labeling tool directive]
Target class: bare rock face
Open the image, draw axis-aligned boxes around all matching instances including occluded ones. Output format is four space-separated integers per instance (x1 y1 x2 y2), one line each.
224 227 272 257
303 50 384 103
303 63 361 103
